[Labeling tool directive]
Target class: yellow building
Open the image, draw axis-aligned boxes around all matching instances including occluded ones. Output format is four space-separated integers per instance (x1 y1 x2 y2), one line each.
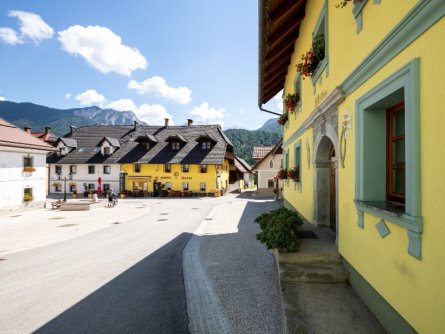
120 120 233 196
259 0 445 332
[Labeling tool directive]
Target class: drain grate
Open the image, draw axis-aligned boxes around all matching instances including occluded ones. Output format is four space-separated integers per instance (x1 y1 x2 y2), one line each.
159 213 169 215
57 224 78 227
50 217 65 220
135 207 145 209
157 219 168 221
0 258 6 261
113 222 120 225
192 208 199 210
205 218 213 221
10 215 22 217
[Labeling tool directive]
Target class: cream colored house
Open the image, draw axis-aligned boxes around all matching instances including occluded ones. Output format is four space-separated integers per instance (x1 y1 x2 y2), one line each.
251 141 282 196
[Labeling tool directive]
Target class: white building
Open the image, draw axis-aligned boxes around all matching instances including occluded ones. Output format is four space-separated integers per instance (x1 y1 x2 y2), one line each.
251 141 282 196
0 118 55 212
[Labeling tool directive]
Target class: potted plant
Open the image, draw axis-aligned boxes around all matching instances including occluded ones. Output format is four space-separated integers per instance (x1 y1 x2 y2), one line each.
23 166 36 173
284 93 300 113
295 34 325 78
336 0 363 8
288 166 301 182
277 112 289 125
52 181 62 187
71 190 78 199
88 190 94 199
277 168 288 180
254 207 304 252
23 193 33 202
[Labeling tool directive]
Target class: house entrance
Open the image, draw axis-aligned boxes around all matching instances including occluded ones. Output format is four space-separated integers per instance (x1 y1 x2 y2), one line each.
153 181 161 197
314 135 338 241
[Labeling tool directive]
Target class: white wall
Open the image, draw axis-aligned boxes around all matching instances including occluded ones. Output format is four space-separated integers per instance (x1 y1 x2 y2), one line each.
253 153 282 196
0 147 49 211
48 163 120 195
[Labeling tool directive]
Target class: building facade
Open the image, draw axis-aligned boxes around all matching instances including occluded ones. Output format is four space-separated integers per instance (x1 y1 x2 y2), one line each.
251 142 282 196
47 121 234 197
259 1 445 333
0 118 54 211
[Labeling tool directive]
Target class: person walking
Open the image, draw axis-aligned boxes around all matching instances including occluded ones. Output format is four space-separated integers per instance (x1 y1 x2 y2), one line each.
107 189 117 207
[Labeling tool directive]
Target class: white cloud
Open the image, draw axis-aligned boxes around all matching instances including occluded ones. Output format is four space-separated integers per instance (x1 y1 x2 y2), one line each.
106 98 173 125
273 90 284 112
189 102 225 126
58 25 147 76
74 89 106 106
8 10 53 44
0 27 22 45
128 76 192 104
0 96 6 101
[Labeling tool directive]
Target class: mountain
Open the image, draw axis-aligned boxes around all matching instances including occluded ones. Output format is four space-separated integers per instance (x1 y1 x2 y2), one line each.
0 101 146 136
224 118 282 166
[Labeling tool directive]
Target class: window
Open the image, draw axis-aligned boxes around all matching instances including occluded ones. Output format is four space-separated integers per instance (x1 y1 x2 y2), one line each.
70 165 77 174
171 142 180 150
200 182 206 191
55 184 61 192
295 143 301 181
386 102 405 206
55 165 62 175
59 147 66 156
23 157 33 168
182 164 189 173
311 2 328 85
183 182 189 191
355 60 421 259
103 165 111 174
165 163 171 173
69 184 76 192
88 165 95 174
103 184 110 192
200 165 207 173
202 141 211 150
104 147 111 156
134 164 141 173
267 179 274 188
166 182 172 190
24 187 32 201
270 160 274 168
88 184 95 190
133 181 141 190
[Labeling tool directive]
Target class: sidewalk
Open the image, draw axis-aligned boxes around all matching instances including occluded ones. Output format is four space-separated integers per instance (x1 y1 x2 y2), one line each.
0 198 151 255
183 198 284 333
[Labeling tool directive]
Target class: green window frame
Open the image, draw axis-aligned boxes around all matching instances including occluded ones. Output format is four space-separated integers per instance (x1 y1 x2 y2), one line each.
355 59 422 259
353 0 382 34
293 74 302 119
311 0 329 87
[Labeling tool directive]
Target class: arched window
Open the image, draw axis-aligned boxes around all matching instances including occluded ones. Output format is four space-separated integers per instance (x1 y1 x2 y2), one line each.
270 160 273 168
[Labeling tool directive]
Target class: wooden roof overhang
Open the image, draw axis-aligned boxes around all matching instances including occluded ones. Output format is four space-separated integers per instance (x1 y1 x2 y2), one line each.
258 0 307 107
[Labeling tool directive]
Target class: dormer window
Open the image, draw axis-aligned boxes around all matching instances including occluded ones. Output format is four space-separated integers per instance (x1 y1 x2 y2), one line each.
135 133 158 150
202 141 211 150
97 137 120 156
172 142 181 150
59 147 66 156
104 147 111 156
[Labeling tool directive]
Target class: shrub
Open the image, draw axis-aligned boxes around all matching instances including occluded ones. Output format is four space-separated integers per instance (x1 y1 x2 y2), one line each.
254 207 304 252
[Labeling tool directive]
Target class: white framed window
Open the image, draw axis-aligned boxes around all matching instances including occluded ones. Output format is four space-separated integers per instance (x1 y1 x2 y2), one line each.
172 142 180 150
134 164 141 173
200 165 207 173
70 165 77 174
182 164 189 172
200 182 206 191
88 165 95 174
165 163 171 173
202 141 211 150
267 179 274 188
103 165 111 174
55 165 62 175
183 182 189 191
166 182 172 190
104 147 111 155
270 160 274 168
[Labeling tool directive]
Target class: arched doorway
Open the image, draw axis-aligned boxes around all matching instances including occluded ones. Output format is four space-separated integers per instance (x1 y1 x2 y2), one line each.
314 135 338 242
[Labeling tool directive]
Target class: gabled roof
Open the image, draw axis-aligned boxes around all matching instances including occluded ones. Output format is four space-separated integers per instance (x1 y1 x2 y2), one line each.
0 118 55 152
234 156 251 173
135 133 158 143
195 132 217 142
252 146 275 160
251 140 283 171
165 133 187 143
56 137 78 148
259 0 307 105
97 137 121 148
47 124 231 165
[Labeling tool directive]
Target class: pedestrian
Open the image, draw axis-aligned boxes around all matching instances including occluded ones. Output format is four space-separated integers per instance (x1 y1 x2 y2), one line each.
107 189 117 207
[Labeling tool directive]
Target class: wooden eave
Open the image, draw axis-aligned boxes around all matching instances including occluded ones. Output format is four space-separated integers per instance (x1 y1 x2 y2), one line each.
259 0 307 105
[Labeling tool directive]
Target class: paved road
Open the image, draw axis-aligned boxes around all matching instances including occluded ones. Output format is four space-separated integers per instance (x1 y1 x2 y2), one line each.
0 198 222 334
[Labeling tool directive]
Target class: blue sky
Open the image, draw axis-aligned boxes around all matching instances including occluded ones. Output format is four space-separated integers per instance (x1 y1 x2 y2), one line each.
0 0 282 129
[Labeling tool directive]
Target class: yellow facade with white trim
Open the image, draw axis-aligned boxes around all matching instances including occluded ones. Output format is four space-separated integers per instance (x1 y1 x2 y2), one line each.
280 1 445 332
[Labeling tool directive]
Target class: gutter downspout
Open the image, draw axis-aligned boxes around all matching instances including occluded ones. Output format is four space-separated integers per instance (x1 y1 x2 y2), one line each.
259 104 282 116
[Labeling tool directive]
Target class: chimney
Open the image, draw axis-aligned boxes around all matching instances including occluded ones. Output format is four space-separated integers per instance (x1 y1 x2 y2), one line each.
164 118 169 127
187 119 193 126
70 125 77 135
44 126 51 141
133 121 139 130
24 127 31 134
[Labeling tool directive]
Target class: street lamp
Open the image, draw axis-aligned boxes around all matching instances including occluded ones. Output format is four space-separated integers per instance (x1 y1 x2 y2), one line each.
63 173 73 202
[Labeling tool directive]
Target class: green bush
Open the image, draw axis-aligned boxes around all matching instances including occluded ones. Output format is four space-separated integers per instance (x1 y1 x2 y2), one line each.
254 207 304 252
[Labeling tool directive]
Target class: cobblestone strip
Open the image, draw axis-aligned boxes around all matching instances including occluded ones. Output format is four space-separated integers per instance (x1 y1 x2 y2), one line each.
183 204 235 334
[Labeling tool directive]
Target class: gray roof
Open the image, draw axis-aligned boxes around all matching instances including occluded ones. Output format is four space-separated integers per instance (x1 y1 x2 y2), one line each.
165 133 187 143
47 124 233 165
57 137 78 148
235 156 251 173
196 132 217 142
97 137 121 148
135 133 158 143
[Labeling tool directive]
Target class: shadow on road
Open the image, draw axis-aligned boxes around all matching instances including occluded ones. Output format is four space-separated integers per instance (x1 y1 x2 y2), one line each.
34 233 192 334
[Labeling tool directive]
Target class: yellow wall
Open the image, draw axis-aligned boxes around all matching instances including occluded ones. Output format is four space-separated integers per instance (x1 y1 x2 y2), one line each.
121 160 230 193
281 0 445 332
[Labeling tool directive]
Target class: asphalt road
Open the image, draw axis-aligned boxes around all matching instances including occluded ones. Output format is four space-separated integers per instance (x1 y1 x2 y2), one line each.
0 198 222 334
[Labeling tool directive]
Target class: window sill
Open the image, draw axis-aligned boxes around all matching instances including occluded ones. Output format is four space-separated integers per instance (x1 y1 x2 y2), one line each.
354 200 422 233
311 58 328 87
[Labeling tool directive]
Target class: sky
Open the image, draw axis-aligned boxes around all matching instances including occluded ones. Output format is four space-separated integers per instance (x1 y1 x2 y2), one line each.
0 0 283 130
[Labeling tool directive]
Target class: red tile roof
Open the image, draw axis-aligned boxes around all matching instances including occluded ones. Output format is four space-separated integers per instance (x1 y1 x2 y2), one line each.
252 146 275 160
0 118 55 151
